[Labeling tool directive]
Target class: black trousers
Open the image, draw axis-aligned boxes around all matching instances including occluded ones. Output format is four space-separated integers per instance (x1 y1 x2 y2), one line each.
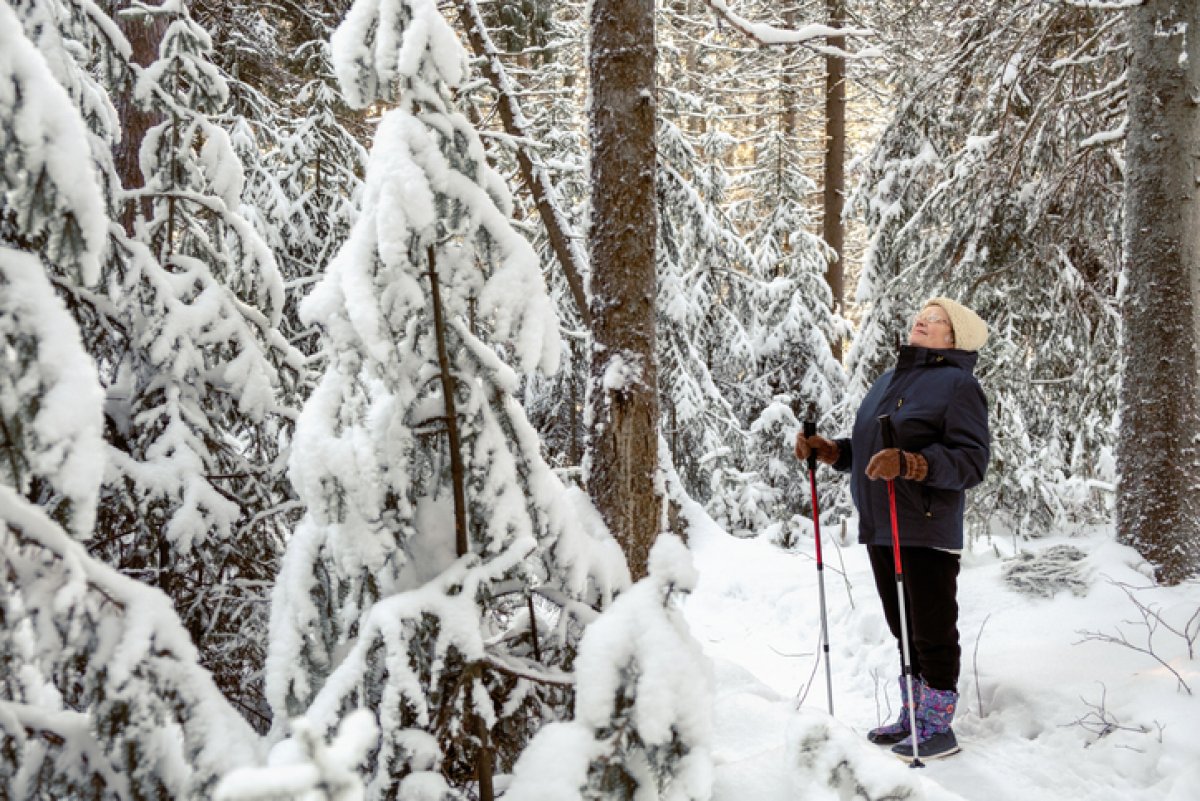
867 544 961 691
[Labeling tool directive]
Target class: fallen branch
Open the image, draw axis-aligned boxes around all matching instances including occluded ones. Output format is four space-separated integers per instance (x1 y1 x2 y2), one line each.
1076 577 1196 695
1061 683 1161 748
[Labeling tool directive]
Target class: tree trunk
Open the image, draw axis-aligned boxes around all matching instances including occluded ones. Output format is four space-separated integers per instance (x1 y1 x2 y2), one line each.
1118 0 1200 585
586 0 661 580
114 5 168 233
428 247 469 559
822 0 847 360
474 715 495 801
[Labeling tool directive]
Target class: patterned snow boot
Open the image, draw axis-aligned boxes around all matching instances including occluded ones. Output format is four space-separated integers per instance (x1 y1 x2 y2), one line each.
892 684 961 761
867 676 923 746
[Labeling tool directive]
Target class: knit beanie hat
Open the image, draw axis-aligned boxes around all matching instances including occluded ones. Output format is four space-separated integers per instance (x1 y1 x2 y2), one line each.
927 297 988 351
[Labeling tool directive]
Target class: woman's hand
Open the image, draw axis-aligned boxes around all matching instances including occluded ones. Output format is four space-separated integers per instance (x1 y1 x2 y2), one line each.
866 449 928 481
795 433 839 465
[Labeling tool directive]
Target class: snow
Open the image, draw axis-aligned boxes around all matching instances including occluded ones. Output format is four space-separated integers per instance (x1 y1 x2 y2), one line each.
501 722 603 800
702 0 874 50
199 122 247 210
1080 119 1129 150
0 5 108 284
681 502 1200 800
215 709 378 801
0 485 263 787
601 351 644 392
0 248 106 538
332 0 467 109
964 133 998 153
506 534 714 801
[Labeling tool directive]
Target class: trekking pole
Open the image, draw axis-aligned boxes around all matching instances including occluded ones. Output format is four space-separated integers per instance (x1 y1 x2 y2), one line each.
879 414 924 769
804 420 835 716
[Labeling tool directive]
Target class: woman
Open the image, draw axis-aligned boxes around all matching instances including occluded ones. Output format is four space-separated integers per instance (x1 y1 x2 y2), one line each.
795 297 990 761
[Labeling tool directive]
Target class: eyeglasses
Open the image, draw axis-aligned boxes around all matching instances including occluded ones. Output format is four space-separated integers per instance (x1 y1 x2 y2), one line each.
911 311 950 327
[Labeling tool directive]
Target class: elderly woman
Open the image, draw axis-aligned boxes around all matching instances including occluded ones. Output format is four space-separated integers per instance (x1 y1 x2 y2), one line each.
795 297 990 761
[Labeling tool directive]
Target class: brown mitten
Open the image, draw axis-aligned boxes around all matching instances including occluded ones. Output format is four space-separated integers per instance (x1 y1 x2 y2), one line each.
795 434 839 465
866 449 928 481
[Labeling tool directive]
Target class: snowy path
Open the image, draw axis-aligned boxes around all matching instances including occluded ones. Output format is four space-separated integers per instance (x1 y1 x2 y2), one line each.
684 517 1200 800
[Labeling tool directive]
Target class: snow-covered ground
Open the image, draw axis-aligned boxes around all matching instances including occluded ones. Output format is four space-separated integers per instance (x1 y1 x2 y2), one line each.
684 512 1200 800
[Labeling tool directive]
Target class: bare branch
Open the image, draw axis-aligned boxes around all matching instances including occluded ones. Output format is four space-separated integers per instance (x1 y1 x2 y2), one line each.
973 613 992 717
1061 683 1160 747
1075 577 1195 695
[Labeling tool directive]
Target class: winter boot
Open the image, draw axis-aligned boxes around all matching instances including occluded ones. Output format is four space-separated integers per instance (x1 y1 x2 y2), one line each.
892 684 960 761
867 676 923 746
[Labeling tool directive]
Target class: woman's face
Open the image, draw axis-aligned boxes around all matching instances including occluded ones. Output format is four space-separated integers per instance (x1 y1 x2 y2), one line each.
908 305 956 349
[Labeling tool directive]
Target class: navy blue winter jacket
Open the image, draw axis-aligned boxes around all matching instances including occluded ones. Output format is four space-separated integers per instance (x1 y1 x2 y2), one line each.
832 346 990 550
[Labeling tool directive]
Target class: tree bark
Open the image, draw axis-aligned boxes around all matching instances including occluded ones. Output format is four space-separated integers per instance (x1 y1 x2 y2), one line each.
587 0 661 580
428 247 469 559
474 715 495 801
114 5 169 233
822 0 847 360
1118 0 1200 584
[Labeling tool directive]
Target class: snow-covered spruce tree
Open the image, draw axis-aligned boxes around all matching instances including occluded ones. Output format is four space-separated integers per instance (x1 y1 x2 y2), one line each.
0 23 263 793
0 1 109 540
0 244 108 796
191 0 367 363
94 0 302 729
503 535 712 801
227 38 366 362
849 0 1126 538
273 40 366 357
2 0 114 299
0 253 263 799
264 0 628 796
453 0 594 471
656 117 757 508
648 4 857 542
738 86 849 545
1 466 265 799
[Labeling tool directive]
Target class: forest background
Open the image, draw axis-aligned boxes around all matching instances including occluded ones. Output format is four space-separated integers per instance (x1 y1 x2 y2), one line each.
2 0 1198 798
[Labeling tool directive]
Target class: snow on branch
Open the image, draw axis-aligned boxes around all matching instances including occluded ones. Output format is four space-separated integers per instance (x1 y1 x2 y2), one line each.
1 486 262 791
0 702 127 792
214 711 378 801
0 7 108 284
0 249 106 538
1079 118 1128 150
701 0 877 56
1058 0 1144 9
485 652 576 687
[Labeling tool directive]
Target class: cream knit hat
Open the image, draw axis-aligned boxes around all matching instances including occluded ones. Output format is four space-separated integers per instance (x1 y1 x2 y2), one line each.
927 297 988 351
